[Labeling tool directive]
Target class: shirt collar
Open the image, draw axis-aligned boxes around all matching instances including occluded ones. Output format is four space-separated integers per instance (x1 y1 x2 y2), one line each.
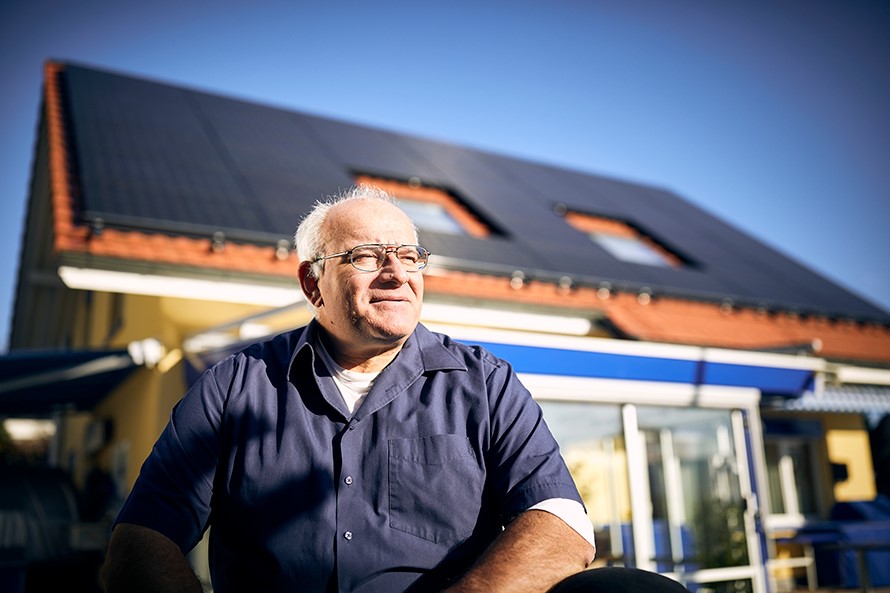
288 320 467 377
412 323 469 372
287 320 468 421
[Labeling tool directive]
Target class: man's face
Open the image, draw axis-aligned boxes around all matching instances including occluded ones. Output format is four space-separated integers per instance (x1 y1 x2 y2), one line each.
310 199 424 356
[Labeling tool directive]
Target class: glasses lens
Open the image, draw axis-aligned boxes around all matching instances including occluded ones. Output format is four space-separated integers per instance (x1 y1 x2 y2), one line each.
396 245 428 270
349 245 429 272
350 245 384 271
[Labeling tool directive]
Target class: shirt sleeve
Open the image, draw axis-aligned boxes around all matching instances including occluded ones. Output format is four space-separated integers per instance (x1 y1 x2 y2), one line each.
483 355 586 522
113 362 228 553
528 498 597 549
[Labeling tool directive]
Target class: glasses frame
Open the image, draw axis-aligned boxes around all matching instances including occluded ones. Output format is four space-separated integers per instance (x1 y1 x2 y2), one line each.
313 243 431 272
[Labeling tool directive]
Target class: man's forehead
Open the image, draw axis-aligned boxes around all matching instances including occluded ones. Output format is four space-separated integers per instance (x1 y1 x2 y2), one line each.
325 200 414 243
330 197 402 218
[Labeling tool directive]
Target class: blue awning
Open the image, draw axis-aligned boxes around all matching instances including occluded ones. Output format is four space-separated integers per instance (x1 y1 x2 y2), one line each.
472 340 815 397
0 349 138 415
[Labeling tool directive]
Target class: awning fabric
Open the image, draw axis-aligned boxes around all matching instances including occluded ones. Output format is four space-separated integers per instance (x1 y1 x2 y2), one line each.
0 349 138 415
781 385 890 424
471 340 814 397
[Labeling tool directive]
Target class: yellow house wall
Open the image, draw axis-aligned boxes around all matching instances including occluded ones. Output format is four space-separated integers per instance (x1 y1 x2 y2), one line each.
59 411 92 488
82 293 164 489
75 290 305 489
96 367 167 490
823 413 876 502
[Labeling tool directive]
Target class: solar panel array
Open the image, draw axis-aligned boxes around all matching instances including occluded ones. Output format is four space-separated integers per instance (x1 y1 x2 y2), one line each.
61 63 889 321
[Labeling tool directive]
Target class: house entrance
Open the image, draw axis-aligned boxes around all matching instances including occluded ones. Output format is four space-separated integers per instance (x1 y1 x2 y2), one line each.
540 401 766 593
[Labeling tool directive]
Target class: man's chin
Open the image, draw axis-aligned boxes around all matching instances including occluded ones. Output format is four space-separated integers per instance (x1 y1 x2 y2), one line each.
366 320 418 344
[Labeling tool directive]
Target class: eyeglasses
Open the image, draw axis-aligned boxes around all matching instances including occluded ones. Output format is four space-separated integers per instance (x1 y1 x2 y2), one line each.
313 243 431 272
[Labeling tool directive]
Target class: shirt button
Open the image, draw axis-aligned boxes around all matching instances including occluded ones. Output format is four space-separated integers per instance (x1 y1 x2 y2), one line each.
344 475 354 485
343 531 353 541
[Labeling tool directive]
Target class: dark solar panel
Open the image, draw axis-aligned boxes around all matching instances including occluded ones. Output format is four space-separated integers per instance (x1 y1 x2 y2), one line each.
60 63 889 321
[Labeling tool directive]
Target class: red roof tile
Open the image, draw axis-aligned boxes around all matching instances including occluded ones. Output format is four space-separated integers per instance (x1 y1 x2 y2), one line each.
425 269 890 364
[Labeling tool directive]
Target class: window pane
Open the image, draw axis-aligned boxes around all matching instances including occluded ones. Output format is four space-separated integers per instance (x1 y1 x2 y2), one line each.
764 442 786 514
539 402 630 565
636 407 749 569
789 442 817 515
592 233 672 267
764 439 818 517
396 200 466 235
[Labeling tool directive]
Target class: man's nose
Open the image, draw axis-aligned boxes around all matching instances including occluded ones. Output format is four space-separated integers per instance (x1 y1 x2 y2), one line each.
379 251 410 282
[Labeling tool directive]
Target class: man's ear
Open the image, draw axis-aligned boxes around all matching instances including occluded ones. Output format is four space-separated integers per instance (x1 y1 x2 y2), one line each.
298 261 323 307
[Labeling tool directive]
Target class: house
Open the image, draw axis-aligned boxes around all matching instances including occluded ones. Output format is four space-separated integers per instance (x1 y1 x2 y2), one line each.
5 60 890 592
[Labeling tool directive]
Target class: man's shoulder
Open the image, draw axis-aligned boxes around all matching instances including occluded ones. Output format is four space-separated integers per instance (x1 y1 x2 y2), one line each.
212 325 308 376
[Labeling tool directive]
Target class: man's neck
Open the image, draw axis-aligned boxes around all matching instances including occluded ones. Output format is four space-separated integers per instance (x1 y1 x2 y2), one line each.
316 328 408 373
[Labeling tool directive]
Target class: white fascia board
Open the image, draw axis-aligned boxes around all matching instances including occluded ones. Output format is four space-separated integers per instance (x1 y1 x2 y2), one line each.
423 322 705 360
519 373 761 409
702 346 826 371
421 303 592 336
835 365 890 386
58 266 303 307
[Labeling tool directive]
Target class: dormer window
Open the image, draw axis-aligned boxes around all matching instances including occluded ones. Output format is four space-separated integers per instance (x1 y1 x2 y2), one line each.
563 210 685 268
355 174 493 238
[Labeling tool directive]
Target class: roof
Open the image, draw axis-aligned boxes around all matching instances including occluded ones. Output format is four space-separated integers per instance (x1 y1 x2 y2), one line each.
32 61 890 364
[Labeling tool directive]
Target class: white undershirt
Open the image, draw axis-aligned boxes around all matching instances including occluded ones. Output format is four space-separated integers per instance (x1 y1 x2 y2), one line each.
314 341 596 550
315 340 377 414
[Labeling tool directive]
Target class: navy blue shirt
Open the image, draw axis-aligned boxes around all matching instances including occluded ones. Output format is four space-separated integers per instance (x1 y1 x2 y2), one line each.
116 321 583 592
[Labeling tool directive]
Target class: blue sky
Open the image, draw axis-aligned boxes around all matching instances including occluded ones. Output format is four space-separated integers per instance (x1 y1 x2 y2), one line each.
2 0 888 353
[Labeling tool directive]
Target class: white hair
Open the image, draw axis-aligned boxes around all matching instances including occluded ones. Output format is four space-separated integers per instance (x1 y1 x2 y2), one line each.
294 185 419 312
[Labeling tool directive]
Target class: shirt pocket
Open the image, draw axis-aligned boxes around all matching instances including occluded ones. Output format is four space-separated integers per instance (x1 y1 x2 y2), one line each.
388 434 484 544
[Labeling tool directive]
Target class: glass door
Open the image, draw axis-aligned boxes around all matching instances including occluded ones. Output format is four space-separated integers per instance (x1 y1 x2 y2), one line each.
540 401 766 593
634 406 762 592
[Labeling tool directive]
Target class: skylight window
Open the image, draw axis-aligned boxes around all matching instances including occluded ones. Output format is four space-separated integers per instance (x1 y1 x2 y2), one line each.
355 174 493 238
562 210 684 268
395 200 465 235
590 234 673 267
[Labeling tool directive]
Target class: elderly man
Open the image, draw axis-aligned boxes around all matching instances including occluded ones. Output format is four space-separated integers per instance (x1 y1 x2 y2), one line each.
103 187 684 592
